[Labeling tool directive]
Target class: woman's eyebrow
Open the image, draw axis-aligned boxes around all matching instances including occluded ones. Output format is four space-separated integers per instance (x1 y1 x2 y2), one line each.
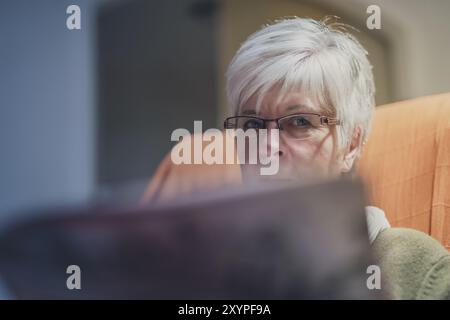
286 104 317 113
241 109 257 115
240 105 317 115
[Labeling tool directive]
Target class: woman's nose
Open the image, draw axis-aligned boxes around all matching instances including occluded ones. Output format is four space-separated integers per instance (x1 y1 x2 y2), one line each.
262 123 285 157
265 121 279 130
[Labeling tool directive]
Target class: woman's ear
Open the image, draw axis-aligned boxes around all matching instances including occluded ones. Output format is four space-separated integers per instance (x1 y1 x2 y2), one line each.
340 125 363 173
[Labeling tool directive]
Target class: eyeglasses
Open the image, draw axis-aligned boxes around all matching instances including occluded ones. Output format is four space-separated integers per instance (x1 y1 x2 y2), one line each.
224 113 342 140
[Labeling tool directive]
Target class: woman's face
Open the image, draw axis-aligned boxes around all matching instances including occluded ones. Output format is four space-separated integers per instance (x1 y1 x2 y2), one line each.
239 89 352 183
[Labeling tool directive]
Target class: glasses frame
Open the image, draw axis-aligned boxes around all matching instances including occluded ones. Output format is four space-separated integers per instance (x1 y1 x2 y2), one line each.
224 112 342 131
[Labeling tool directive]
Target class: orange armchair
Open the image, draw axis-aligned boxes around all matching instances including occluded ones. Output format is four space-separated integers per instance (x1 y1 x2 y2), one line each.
358 93 450 250
141 93 450 250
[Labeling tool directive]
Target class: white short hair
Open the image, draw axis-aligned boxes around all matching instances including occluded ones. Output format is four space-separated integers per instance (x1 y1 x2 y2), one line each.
226 17 376 149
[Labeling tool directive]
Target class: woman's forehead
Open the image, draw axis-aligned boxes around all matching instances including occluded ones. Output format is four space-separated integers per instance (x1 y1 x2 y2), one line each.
240 90 325 116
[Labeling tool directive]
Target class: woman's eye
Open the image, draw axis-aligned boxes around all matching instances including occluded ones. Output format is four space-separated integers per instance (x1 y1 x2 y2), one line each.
243 119 263 130
291 117 311 127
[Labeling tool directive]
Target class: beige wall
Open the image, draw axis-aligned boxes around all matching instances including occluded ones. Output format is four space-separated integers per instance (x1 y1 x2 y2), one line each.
314 0 450 101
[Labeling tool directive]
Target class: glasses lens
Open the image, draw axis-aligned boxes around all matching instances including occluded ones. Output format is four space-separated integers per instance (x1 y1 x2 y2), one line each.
228 117 265 131
279 114 323 140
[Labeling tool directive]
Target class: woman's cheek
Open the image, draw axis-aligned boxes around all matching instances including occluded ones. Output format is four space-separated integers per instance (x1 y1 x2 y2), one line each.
292 140 336 172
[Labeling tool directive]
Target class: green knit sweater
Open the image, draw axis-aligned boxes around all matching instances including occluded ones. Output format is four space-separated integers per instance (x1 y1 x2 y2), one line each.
372 228 450 299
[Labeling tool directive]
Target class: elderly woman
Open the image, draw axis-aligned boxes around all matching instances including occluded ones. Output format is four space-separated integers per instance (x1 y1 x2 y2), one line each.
223 17 450 299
